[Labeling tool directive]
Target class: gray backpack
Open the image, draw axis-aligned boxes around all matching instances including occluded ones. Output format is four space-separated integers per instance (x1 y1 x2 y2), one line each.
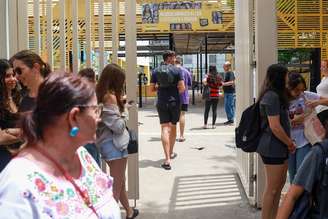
157 65 175 88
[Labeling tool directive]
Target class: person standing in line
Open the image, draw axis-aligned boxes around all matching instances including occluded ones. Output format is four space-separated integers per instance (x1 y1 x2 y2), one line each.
10 50 51 112
150 51 185 170
96 64 139 219
0 74 121 218
78 68 101 167
257 64 296 219
202 65 222 129
175 56 192 142
0 59 22 172
222 61 235 125
316 60 328 122
286 72 320 183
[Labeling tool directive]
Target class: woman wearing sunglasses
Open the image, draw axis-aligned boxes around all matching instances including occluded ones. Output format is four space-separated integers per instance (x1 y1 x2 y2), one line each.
0 59 22 172
10 50 51 112
0 73 120 218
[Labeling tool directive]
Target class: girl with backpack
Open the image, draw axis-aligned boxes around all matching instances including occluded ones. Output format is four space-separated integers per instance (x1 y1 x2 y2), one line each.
202 65 222 129
256 64 296 219
286 72 320 182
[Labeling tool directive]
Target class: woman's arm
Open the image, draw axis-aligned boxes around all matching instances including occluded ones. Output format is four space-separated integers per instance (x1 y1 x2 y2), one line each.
276 185 305 219
268 115 296 152
306 97 328 108
0 128 21 146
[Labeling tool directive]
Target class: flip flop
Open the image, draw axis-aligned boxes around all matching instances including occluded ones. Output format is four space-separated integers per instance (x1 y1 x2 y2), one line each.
161 163 171 170
178 137 186 142
170 152 178 159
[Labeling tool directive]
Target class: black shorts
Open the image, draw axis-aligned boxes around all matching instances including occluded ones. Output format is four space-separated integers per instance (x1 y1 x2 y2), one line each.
317 109 328 125
260 155 288 165
181 104 188 112
156 102 181 125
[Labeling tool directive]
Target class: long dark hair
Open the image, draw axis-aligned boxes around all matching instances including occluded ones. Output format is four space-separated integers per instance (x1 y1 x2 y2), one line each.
0 59 21 114
10 50 51 78
258 64 289 107
96 64 125 113
21 73 95 145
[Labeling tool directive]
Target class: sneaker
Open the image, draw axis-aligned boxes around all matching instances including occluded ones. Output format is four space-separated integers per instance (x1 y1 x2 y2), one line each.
212 125 216 129
203 124 208 129
161 163 171 170
223 120 234 125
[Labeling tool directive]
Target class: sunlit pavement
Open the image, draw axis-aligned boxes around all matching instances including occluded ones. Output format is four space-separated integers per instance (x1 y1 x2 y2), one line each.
133 95 260 219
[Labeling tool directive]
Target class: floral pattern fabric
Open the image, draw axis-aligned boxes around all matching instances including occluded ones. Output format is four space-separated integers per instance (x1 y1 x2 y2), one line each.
0 147 121 219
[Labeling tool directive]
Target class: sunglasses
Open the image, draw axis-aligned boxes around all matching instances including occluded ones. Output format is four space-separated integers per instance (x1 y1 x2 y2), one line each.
13 67 22 75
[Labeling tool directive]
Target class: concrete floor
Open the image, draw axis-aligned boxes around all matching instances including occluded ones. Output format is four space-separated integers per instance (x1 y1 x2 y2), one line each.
133 95 261 219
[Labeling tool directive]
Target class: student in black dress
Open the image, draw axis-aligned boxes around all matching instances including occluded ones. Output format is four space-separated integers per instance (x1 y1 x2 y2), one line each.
10 50 51 112
256 64 296 219
0 59 22 171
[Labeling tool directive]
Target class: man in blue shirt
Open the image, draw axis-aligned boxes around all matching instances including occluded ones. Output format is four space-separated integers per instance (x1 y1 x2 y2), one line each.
150 51 185 170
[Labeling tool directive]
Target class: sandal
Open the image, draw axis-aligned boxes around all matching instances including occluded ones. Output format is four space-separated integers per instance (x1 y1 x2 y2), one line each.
126 208 139 219
161 163 171 170
170 152 178 159
178 137 186 142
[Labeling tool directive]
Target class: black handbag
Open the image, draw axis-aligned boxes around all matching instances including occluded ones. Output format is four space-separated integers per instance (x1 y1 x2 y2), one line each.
202 85 210 100
127 129 138 154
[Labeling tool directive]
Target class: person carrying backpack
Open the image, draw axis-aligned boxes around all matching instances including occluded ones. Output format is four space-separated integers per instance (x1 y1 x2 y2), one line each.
276 116 328 219
150 51 185 170
256 64 296 219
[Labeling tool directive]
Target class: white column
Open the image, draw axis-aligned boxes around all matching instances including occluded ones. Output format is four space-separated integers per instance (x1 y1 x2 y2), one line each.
235 0 255 205
99 0 105 71
85 0 92 68
0 0 9 58
111 0 119 64
125 0 139 200
17 0 28 51
59 0 66 70
46 0 53 67
254 0 278 207
72 0 79 73
34 0 41 54
8 0 18 55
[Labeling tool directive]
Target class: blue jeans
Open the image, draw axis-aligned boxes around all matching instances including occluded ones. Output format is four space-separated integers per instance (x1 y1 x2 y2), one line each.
224 93 235 121
288 143 312 183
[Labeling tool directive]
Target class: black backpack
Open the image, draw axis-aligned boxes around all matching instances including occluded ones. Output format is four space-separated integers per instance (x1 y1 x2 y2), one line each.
235 101 262 152
156 65 176 88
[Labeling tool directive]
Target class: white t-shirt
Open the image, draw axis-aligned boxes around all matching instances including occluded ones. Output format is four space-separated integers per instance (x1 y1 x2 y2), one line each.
0 147 121 219
316 77 328 114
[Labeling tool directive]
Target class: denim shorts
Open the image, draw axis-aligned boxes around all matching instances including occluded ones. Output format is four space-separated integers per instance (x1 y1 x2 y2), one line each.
98 139 128 161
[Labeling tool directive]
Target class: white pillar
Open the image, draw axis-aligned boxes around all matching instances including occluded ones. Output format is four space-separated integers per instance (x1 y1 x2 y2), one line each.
112 0 119 64
0 0 9 58
235 0 255 205
72 0 79 73
99 0 105 71
254 0 278 207
8 0 18 56
17 0 28 51
46 0 53 67
59 0 66 70
85 0 92 68
34 0 41 54
125 0 139 200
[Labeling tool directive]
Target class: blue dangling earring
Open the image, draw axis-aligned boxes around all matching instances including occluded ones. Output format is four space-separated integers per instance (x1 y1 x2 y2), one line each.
69 127 79 137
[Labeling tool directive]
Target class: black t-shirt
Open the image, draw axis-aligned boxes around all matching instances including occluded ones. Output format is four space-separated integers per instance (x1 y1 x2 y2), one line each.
19 95 36 113
150 64 183 104
223 71 235 93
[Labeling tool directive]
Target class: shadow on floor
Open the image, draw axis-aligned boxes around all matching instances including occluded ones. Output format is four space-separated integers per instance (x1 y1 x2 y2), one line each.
139 159 165 169
148 137 162 142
